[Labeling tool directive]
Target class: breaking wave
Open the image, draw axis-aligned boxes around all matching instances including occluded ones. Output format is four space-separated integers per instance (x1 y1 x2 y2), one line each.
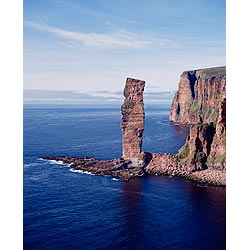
70 169 96 175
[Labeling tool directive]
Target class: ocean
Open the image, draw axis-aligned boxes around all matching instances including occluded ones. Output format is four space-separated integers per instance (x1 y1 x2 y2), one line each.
23 105 226 250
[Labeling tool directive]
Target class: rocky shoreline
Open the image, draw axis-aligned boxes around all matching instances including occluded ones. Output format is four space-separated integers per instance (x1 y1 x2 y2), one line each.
44 156 145 181
44 154 226 186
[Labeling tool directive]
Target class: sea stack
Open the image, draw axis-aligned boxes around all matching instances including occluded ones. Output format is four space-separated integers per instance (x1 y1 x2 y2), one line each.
121 78 145 164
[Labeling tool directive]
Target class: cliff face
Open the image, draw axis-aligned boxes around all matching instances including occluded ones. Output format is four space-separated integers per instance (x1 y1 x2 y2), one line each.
176 121 226 171
172 66 226 171
170 66 226 124
121 78 145 163
206 97 226 169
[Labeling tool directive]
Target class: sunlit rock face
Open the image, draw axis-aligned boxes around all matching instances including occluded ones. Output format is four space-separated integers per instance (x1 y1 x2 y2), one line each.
121 78 145 164
170 66 226 125
170 66 226 171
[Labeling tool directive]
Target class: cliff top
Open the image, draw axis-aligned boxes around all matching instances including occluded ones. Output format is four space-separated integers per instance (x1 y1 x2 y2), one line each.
181 66 226 79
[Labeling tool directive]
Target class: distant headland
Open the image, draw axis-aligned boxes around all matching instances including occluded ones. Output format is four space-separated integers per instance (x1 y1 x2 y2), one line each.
44 66 226 186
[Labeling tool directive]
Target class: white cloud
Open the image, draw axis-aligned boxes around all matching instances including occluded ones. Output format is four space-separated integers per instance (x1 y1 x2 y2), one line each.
24 21 177 49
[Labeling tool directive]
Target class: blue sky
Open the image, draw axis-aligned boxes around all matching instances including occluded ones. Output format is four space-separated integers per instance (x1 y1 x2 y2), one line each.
24 0 225 103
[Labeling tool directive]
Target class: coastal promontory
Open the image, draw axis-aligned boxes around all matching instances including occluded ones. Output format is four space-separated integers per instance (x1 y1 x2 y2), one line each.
44 67 226 185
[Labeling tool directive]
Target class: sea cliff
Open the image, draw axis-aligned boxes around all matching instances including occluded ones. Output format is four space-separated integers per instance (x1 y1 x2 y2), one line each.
176 97 226 171
44 69 226 185
170 66 226 124
166 66 226 184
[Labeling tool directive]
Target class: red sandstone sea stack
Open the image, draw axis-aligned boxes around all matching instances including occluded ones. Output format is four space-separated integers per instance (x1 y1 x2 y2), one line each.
121 78 145 164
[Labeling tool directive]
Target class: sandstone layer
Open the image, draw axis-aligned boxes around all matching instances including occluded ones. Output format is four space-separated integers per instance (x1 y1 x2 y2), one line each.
121 78 145 164
168 66 226 182
206 97 226 169
170 66 226 124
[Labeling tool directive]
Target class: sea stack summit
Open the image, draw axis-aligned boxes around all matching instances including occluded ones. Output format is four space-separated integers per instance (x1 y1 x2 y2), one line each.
121 78 145 164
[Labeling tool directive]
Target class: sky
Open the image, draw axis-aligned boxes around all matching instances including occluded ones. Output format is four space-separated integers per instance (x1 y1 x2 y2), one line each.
24 0 226 104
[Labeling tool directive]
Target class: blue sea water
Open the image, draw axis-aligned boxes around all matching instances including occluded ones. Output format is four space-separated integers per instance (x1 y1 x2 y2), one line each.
24 105 226 250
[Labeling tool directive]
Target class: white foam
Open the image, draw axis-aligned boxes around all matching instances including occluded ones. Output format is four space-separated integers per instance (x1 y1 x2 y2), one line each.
48 160 64 165
38 158 73 168
24 163 40 167
70 169 96 175
29 177 40 181
70 169 83 174
83 171 96 175
112 178 120 181
38 158 46 161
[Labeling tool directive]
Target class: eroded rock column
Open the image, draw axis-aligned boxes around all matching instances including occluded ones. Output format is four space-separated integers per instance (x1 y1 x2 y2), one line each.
121 78 145 164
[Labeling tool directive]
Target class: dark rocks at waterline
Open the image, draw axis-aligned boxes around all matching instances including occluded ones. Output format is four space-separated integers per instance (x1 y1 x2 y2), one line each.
44 156 145 180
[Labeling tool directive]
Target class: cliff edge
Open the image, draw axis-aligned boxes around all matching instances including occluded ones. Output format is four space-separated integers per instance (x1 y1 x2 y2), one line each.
170 66 226 124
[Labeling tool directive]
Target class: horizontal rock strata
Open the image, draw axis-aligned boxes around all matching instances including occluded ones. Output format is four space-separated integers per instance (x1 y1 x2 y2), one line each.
206 97 226 169
168 66 226 180
121 78 145 164
170 66 226 124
